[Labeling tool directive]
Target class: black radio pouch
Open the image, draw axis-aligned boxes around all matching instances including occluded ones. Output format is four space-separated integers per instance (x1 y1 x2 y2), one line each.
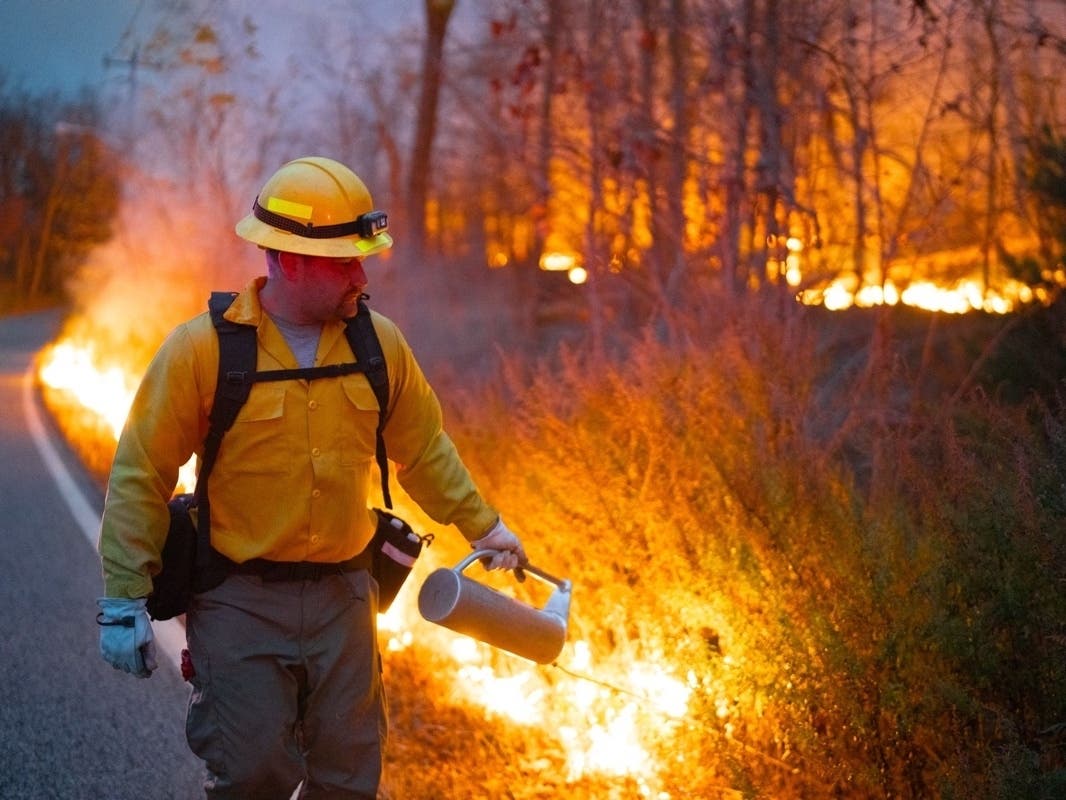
371 509 433 612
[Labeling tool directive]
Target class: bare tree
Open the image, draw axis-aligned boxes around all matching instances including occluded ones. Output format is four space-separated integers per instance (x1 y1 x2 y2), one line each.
407 0 457 259
633 0 691 337
0 85 118 307
349 0 1066 340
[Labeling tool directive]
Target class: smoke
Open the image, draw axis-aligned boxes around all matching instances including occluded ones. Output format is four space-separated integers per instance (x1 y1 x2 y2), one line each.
59 2 433 372
58 1 528 387
64 168 258 368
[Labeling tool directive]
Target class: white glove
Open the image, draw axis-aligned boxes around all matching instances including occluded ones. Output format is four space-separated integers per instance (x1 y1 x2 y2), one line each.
471 517 528 571
97 597 157 678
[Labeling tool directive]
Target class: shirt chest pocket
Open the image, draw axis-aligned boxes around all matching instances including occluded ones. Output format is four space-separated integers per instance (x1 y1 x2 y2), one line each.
226 383 292 475
335 376 383 465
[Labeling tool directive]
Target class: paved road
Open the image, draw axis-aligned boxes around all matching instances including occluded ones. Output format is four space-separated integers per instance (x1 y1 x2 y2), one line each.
0 309 205 799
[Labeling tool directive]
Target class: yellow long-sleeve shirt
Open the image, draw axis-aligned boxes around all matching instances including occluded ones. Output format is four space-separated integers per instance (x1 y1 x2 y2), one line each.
99 277 498 598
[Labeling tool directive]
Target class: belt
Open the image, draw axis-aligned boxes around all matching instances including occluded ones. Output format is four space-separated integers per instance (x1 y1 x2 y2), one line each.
232 549 372 582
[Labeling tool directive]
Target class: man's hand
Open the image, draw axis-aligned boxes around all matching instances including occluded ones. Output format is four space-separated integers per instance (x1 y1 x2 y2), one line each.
471 517 528 571
97 597 157 678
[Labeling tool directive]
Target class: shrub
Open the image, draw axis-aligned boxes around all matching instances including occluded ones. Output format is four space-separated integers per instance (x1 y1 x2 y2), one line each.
443 288 1066 797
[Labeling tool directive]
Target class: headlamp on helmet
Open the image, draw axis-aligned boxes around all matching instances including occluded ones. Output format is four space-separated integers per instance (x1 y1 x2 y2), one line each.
355 210 388 238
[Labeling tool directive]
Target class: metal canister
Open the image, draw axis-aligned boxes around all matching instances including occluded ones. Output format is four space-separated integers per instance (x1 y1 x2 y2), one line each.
417 550 572 664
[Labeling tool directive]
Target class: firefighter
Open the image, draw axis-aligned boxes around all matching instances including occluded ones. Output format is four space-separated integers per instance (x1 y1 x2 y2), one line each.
95 156 527 798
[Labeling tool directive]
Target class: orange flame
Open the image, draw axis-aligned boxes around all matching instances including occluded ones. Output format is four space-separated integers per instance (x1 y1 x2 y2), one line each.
780 235 1065 313
798 275 1051 314
38 337 199 491
37 337 698 793
38 340 135 439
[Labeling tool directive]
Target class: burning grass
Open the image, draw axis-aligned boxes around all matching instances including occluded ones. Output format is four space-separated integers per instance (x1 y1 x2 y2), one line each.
37 288 1066 798
37 335 701 799
440 291 1066 797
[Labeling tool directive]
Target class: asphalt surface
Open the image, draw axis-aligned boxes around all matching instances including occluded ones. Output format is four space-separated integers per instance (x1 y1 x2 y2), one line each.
0 309 206 799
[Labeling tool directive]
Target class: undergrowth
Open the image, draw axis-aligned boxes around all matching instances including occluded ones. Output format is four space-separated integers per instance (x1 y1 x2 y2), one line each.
443 288 1066 798
37 284 1066 797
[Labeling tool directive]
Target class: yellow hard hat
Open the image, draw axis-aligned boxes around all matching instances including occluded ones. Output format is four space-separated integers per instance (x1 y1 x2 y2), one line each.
235 156 393 258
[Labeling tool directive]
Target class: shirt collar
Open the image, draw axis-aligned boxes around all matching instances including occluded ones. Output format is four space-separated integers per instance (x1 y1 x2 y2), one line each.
223 276 268 327
223 275 351 365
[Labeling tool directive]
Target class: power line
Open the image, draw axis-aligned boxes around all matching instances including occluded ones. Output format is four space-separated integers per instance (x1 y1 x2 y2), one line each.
103 0 163 96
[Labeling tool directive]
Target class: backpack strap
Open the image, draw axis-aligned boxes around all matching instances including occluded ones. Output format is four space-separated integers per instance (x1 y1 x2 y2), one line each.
191 291 257 585
191 292 393 584
204 291 257 471
345 296 392 509
207 292 392 508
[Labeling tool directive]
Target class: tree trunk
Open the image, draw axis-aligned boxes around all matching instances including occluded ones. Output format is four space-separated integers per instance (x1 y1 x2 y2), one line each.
637 0 688 341
980 0 1002 297
721 0 756 296
526 0 562 339
406 0 455 261
29 146 66 300
661 0 689 325
752 0 784 284
583 0 606 358
637 0 664 305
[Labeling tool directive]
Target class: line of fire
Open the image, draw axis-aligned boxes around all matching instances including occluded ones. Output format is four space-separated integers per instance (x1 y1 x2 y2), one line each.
4 2 1066 798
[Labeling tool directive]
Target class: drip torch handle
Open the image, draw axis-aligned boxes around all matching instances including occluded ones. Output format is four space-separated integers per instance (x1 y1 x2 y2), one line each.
458 550 571 592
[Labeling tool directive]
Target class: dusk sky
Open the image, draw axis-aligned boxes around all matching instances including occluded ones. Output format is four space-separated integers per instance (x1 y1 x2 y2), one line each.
0 1 139 96
0 1 476 100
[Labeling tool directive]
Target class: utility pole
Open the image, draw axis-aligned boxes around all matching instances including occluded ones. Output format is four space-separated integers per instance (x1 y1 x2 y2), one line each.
103 45 163 142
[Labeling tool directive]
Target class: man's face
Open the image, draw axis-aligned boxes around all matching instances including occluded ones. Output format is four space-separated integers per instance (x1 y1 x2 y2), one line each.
286 253 368 321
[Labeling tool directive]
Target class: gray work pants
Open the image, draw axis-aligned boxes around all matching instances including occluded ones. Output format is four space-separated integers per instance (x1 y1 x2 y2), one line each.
185 569 386 799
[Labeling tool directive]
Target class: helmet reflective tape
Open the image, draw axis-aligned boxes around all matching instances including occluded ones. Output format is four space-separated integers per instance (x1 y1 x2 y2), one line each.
265 196 312 221
252 198 389 240
355 232 393 253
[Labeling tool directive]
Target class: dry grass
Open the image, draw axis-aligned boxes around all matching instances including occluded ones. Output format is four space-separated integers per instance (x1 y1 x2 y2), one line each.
38 286 1066 798
440 289 1066 798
